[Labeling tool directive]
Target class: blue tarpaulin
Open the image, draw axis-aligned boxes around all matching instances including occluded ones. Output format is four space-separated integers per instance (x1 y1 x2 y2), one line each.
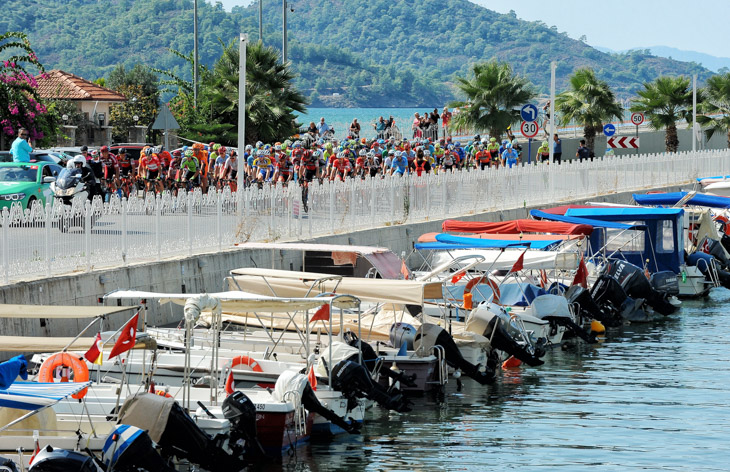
434 233 562 249
530 210 642 229
498 283 547 306
633 192 730 209
0 355 27 389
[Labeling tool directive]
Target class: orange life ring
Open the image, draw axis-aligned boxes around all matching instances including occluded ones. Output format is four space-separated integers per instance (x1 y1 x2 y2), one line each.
715 215 730 236
463 276 501 304
38 352 90 400
225 355 264 395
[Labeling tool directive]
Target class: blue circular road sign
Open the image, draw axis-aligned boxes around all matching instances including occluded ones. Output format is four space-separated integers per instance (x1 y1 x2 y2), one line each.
520 104 538 122
603 123 616 137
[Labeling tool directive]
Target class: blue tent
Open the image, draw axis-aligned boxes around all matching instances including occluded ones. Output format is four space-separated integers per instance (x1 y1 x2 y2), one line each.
633 192 730 209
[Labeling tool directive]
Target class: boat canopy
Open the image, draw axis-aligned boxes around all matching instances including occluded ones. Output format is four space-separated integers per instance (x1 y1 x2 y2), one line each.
697 175 730 182
433 233 563 249
530 210 642 230
418 232 579 242
229 268 444 305
441 219 593 236
429 249 580 272
565 207 684 220
0 304 137 319
0 334 156 353
633 192 730 209
104 290 361 311
234 242 406 280
0 381 92 410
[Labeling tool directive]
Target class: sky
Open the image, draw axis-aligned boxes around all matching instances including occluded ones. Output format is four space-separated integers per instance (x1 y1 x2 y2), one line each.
217 0 730 58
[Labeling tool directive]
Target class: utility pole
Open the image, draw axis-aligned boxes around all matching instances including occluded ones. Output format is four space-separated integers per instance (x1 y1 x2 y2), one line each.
259 0 263 43
238 34 247 197
194 0 199 108
282 0 288 64
549 61 556 164
692 74 697 152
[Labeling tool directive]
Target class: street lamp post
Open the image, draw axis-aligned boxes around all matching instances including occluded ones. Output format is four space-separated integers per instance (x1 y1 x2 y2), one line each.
259 0 263 43
282 0 287 64
194 0 199 109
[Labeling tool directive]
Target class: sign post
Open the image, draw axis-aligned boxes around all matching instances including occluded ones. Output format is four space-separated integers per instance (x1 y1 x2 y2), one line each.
151 103 180 151
630 112 644 156
521 120 539 164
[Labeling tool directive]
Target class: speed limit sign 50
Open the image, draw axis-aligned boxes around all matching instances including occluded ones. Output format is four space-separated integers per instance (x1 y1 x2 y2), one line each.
521 120 539 138
630 112 645 126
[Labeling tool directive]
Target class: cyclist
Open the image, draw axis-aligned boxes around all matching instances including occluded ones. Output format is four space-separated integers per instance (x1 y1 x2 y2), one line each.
138 147 163 194
191 143 209 193
390 151 409 176
487 137 500 164
253 150 273 184
272 151 292 185
354 149 367 179
365 151 380 178
536 140 550 164
502 143 520 168
98 146 120 197
475 143 491 170
220 151 239 191
441 146 456 172
178 149 199 189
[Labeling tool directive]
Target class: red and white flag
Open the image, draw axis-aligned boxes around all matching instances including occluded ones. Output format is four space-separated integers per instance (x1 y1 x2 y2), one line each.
572 256 589 288
84 332 103 365
310 304 330 322
451 271 466 284
508 249 527 274
29 437 40 465
108 313 139 360
307 365 317 391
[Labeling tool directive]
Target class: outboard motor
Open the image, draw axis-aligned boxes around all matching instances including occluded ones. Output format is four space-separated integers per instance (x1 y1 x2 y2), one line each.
414 323 497 384
465 307 545 367
102 425 175 472
0 457 19 472
390 322 417 351
222 391 268 462
317 342 412 413
28 447 102 472
117 393 246 472
591 273 648 322
345 330 417 388
700 237 730 269
531 294 597 343
565 284 621 328
271 370 361 435
649 271 679 296
602 260 677 316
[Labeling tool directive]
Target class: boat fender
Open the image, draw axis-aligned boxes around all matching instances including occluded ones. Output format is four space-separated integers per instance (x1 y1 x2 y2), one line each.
37 352 89 400
225 355 264 395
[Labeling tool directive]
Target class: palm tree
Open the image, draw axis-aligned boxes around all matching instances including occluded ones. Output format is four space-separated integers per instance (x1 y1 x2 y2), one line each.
203 40 308 145
631 76 692 152
555 68 623 152
449 61 536 140
697 72 730 148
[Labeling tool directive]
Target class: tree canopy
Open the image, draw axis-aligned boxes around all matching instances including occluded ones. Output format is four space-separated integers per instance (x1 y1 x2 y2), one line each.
631 76 693 152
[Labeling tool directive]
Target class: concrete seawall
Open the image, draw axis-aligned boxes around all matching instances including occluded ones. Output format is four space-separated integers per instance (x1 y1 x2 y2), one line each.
0 183 682 358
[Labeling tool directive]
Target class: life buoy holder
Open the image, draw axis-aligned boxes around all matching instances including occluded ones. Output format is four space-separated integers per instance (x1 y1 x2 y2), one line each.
225 355 264 395
38 352 90 400
463 276 501 304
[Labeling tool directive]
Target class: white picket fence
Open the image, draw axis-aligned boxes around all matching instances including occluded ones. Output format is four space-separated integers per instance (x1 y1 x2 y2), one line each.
2 149 729 285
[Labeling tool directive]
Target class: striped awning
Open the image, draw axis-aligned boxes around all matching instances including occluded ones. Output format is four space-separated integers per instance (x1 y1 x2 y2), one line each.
0 381 92 410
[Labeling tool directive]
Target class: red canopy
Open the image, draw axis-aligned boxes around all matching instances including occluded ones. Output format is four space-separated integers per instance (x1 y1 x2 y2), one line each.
442 219 593 236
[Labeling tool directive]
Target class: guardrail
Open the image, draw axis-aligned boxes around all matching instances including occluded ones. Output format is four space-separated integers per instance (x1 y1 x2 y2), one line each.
2 148 729 285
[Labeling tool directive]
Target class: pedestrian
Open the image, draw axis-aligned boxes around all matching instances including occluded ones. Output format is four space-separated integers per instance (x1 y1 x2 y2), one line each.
412 113 422 139
10 128 32 163
349 118 361 139
441 107 452 139
373 116 386 139
316 117 331 138
553 134 562 164
576 139 592 162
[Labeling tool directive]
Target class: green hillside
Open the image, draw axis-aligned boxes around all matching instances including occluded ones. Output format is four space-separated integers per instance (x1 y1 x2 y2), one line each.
0 0 712 107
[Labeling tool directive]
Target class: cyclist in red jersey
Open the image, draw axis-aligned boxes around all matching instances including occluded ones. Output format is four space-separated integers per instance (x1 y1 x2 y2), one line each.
99 146 120 194
138 147 163 194
329 152 351 182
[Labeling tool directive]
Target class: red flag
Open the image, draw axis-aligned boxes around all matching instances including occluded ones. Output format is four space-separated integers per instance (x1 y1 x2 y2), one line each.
572 256 588 288
539 270 548 289
108 313 139 360
310 304 330 322
29 437 40 465
451 271 466 284
84 332 103 365
400 260 410 280
508 250 526 274
307 365 317 391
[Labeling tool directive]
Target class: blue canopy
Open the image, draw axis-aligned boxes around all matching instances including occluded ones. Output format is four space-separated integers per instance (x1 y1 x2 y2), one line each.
633 192 730 209
499 283 547 306
434 233 562 250
530 210 641 230
565 207 684 220
0 381 92 410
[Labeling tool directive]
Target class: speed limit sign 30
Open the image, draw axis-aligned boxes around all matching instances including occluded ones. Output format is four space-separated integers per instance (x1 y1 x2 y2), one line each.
630 112 645 126
521 120 539 138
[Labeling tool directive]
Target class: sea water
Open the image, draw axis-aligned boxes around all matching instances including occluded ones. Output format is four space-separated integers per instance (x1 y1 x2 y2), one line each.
259 290 730 471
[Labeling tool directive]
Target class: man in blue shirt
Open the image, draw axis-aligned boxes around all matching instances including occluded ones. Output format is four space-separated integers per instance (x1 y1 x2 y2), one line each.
316 117 331 138
10 128 32 162
553 134 562 164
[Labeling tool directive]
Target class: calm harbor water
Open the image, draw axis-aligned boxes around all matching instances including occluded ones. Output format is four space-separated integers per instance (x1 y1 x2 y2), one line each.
260 289 730 472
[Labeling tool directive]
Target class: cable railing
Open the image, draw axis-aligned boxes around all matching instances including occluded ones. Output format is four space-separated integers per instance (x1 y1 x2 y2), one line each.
2 148 728 285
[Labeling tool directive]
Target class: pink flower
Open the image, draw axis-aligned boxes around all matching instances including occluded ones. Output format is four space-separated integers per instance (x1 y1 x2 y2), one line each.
35 103 43 112
9 105 19 116
2 61 8 68
3 127 14 136
27 111 35 119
